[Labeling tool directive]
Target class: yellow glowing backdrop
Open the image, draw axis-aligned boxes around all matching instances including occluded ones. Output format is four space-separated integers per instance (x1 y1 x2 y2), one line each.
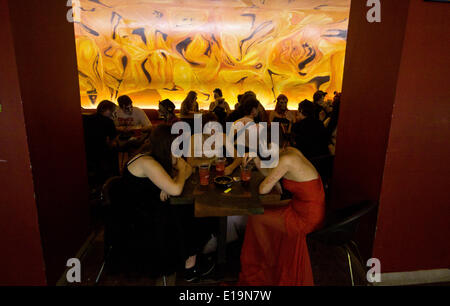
74 0 350 109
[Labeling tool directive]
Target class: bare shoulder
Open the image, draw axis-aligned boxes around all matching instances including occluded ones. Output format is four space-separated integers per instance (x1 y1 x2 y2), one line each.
278 151 297 168
136 156 168 178
283 147 319 178
138 155 158 167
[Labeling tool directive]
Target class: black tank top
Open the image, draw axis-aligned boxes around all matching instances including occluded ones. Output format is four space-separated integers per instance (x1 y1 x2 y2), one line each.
121 154 163 208
113 154 183 275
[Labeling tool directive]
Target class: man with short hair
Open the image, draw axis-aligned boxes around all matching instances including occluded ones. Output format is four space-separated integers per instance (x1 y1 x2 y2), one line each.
292 99 330 160
114 95 152 132
313 90 332 122
209 88 231 114
82 100 119 187
158 98 179 124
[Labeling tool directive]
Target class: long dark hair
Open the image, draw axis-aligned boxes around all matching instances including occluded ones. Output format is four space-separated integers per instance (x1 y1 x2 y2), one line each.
149 124 175 174
182 91 197 110
275 94 288 115
241 95 260 116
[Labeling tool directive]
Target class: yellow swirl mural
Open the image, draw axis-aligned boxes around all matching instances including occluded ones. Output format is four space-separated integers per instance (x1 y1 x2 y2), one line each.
74 0 350 109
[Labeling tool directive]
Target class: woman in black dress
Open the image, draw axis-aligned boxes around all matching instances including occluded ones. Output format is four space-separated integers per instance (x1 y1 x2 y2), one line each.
116 124 215 281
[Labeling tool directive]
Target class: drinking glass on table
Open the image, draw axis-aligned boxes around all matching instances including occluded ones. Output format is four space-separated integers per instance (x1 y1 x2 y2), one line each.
215 157 226 175
199 163 210 186
240 164 251 186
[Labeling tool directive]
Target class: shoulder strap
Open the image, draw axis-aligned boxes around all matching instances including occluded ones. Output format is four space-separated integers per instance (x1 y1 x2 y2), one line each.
127 154 148 167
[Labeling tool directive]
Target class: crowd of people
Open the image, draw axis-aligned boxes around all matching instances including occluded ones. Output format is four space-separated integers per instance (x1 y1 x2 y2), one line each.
82 88 341 285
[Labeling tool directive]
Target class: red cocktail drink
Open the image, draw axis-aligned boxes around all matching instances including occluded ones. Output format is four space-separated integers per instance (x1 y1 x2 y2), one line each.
241 164 251 186
215 158 226 175
199 164 210 186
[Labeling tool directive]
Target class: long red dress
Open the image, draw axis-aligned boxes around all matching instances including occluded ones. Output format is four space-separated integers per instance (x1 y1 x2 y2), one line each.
239 178 325 286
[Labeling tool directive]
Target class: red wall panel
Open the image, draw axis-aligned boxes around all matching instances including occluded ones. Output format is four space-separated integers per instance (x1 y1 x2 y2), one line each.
0 0 46 286
330 0 411 259
7 0 91 284
332 0 410 207
373 0 450 272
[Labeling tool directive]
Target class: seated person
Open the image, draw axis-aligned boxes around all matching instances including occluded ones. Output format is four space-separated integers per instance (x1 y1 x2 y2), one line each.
256 101 268 123
209 88 231 127
233 96 259 127
269 94 296 134
186 112 220 168
224 92 254 124
225 107 244 124
122 125 216 281
184 113 247 255
313 90 333 122
209 88 230 114
234 94 244 110
239 128 325 286
186 112 241 175
241 91 268 123
158 98 179 125
114 95 152 134
180 91 200 116
292 99 330 160
82 100 119 187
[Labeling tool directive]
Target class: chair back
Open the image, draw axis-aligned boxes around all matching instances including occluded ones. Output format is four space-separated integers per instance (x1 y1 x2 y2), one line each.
307 200 378 246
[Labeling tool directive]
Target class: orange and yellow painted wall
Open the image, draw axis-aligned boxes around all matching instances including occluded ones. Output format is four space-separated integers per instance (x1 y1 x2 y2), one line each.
74 0 350 109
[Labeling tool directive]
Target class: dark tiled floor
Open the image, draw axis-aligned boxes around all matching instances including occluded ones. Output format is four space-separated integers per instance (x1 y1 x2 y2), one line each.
72 228 369 286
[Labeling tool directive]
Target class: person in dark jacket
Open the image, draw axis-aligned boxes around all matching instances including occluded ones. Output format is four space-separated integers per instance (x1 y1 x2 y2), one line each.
83 100 119 188
292 99 330 160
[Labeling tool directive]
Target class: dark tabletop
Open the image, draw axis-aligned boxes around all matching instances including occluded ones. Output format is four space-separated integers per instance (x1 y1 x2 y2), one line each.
170 167 281 218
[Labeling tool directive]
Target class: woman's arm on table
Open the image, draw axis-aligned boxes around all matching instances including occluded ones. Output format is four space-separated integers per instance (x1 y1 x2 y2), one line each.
141 158 189 196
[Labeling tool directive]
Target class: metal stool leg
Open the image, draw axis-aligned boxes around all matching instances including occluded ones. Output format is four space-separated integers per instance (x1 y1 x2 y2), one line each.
95 246 112 284
95 261 106 284
345 245 355 286
349 240 363 264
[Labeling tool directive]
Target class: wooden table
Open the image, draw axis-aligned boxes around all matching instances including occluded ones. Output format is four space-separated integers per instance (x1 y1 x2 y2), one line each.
170 167 281 275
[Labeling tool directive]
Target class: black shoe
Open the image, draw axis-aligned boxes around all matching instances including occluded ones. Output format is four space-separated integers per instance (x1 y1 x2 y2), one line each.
199 254 216 277
184 264 200 282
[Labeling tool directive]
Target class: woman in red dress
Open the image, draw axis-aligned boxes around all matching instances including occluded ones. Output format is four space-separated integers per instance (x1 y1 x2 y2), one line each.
239 141 325 286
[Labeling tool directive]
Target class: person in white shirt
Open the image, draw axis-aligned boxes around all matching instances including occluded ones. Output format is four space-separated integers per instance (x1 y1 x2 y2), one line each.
114 95 152 133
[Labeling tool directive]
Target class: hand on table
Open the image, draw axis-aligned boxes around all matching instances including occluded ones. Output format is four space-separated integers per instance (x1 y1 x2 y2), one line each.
160 190 170 202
